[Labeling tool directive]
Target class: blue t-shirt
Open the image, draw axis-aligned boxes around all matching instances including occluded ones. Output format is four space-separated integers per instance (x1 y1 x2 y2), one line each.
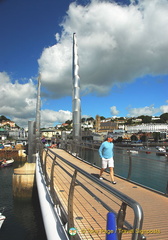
99 141 114 159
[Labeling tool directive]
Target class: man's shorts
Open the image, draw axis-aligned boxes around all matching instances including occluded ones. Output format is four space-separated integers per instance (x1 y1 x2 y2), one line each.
102 157 114 168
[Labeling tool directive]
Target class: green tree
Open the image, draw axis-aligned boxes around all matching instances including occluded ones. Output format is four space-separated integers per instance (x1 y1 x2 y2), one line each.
131 135 138 142
153 132 160 142
125 118 133 125
116 137 123 142
160 113 168 123
65 120 72 125
81 118 86 123
140 134 148 142
0 115 10 122
138 115 152 123
87 117 94 121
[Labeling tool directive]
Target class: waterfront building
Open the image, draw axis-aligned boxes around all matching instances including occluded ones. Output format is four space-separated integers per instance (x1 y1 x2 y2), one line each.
0 127 8 140
1 120 16 128
125 123 168 133
95 115 118 133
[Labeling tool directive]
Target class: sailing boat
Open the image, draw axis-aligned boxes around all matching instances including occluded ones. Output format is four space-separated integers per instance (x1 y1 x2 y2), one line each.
0 207 6 229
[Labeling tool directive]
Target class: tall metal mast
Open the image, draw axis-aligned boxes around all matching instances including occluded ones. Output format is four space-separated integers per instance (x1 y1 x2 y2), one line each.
36 73 41 140
72 33 81 141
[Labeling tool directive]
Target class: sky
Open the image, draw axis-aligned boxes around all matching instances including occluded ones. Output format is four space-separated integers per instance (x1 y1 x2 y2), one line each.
0 0 168 129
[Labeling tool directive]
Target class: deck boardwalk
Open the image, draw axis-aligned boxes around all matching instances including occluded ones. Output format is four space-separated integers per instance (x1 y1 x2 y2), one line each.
44 148 168 240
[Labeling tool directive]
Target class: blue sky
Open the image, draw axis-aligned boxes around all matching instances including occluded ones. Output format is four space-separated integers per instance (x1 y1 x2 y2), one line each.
0 0 168 128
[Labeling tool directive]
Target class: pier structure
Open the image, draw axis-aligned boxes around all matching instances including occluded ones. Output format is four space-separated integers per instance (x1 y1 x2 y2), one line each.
35 147 168 240
10 136 168 239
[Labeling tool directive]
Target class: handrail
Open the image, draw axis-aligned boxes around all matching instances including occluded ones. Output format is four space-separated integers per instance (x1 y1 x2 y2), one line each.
41 147 145 240
61 140 168 195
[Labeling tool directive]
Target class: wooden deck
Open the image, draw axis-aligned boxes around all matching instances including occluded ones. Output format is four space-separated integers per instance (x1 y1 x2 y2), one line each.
44 148 168 240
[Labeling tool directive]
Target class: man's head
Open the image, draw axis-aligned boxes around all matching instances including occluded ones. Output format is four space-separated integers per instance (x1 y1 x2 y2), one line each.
106 135 113 142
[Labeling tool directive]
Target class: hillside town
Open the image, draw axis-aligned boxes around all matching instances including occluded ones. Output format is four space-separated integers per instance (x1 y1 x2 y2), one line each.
0 113 168 148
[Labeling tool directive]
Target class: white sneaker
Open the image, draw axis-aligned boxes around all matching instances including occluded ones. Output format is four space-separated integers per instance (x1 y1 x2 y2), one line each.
112 181 117 184
99 177 103 180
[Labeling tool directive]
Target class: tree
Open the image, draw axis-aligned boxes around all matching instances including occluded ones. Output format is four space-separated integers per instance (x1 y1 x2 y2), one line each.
65 120 72 125
140 134 148 142
138 115 152 123
153 132 160 142
116 137 123 142
125 118 133 125
87 117 94 121
131 135 138 142
81 118 86 123
0 115 10 122
160 113 168 123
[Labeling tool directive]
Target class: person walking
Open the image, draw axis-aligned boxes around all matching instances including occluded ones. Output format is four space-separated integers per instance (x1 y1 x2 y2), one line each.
98 135 116 184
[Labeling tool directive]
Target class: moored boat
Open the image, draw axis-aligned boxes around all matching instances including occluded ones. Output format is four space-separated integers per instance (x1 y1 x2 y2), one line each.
130 150 139 154
0 159 14 168
127 149 139 154
145 148 151 154
0 208 6 229
156 146 166 156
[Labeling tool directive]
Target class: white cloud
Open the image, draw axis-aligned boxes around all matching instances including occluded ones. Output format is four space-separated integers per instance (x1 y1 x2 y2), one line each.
159 104 168 114
110 106 119 116
0 72 72 128
41 109 72 128
126 102 168 117
127 105 158 117
38 0 168 98
0 72 37 120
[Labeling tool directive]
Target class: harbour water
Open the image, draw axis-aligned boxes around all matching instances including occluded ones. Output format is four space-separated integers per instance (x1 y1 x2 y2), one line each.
0 161 47 240
80 146 168 194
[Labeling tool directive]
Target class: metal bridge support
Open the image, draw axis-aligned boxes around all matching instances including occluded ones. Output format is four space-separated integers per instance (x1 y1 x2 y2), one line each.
117 202 127 240
68 169 78 240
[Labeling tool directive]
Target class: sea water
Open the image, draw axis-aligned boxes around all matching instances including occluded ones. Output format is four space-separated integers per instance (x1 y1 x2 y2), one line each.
80 146 168 194
0 161 47 240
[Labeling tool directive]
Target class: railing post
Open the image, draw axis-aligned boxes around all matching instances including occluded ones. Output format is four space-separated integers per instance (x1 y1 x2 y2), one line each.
117 202 127 240
68 169 78 239
44 148 49 185
50 155 57 199
127 150 132 180
166 181 168 196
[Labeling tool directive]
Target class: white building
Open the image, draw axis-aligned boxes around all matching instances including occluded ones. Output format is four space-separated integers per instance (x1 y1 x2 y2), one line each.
125 123 168 133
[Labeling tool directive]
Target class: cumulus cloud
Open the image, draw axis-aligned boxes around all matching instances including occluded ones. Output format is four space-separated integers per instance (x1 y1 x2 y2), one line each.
0 72 36 120
127 105 158 117
0 72 72 128
110 106 119 116
126 102 168 117
38 0 168 98
41 109 72 128
159 104 168 114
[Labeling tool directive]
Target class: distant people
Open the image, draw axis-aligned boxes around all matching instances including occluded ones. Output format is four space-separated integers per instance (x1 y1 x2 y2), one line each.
57 141 60 148
41 136 46 145
98 135 116 184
